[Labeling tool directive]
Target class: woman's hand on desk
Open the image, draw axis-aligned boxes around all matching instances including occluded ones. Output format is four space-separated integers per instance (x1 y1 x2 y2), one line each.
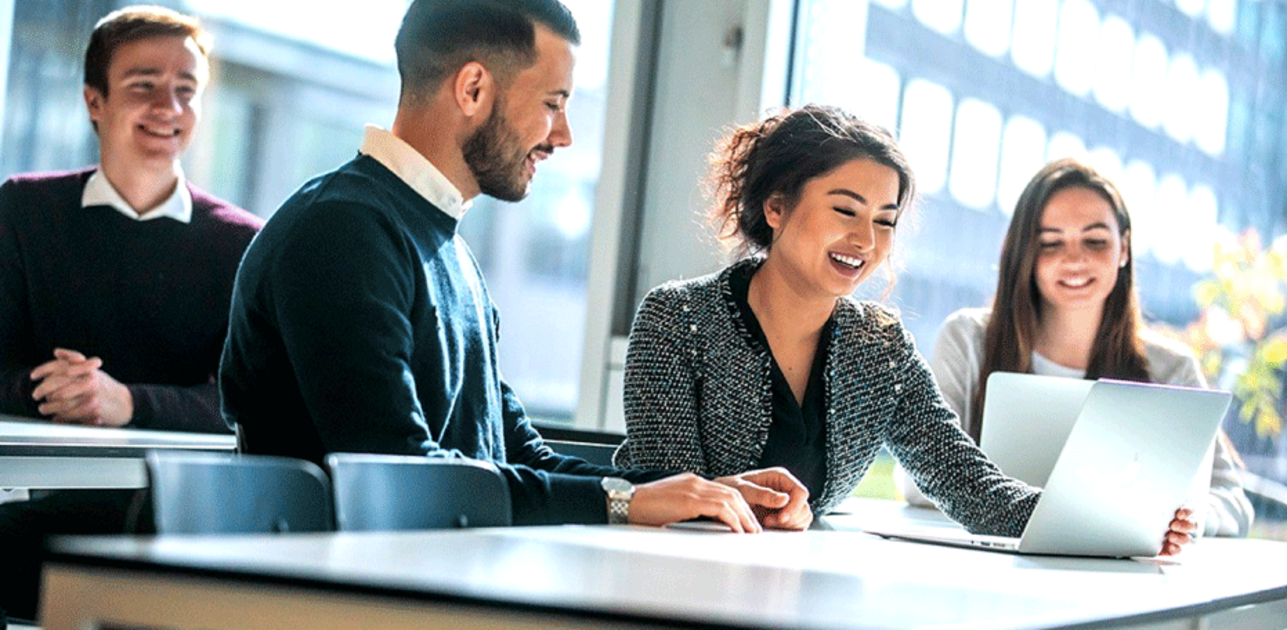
715 467 813 530
630 473 765 532
29 348 133 427
1160 507 1199 556
629 469 812 532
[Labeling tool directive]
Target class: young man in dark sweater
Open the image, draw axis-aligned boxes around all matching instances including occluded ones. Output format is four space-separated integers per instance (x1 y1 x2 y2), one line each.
220 0 813 530
0 6 263 621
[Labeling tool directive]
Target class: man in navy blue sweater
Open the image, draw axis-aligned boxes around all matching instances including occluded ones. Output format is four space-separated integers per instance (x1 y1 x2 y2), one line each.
221 0 812 530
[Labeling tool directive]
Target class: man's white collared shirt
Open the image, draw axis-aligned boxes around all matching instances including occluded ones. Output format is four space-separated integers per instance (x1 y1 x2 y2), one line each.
81 168 193 223
359 124 471 221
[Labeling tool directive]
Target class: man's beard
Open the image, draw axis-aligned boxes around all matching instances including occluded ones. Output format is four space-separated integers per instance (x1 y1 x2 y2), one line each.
462 104 537 202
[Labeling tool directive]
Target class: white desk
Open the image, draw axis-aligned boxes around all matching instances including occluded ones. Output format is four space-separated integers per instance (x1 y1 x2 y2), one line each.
39 500 1287 630
0 415 235 489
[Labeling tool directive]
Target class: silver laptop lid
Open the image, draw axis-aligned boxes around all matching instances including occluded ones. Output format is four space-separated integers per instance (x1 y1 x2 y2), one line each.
1017 379 1231 557
980 372 1094 486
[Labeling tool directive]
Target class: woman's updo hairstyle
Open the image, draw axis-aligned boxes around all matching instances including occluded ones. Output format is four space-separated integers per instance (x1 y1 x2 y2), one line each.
707 104 915 255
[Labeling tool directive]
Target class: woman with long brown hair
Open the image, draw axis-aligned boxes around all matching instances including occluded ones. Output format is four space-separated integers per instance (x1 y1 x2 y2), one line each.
927 157 1253 537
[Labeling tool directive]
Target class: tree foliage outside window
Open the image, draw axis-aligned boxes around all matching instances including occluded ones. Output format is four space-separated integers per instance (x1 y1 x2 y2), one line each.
1172 230 1287 442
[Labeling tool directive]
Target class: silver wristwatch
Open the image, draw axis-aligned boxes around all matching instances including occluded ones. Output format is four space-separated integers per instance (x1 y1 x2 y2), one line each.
601 476 635 525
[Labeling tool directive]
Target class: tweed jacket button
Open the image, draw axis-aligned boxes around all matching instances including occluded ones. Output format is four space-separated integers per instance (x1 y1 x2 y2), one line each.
690 324 698 332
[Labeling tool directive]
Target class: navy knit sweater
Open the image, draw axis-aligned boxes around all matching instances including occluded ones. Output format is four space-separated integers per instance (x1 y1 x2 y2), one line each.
0 168 263 433
220 155 668 525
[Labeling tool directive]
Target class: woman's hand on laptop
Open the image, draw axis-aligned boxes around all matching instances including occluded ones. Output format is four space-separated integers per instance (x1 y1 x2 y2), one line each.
1160 507 1199 556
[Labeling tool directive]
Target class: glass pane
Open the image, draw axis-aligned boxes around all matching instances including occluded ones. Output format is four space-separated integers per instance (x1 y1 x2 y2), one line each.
1086 146 1125 188
948 98 1003 210
1262 5 1285 63
850 59 903 132
899 78 954 195
1046 130 1087 162
1186 184 1218 271
1011 0 1059 78
963 0 1014 58
459 0 615 421
1129 32 1169 129
794 1 898 131
187 0 403 62
792 0 1287 525
1093 15 1135 113
1152 173 1189 265
1176 0 1207 18
912 0 964 35
1207 0 1238 35
0 0 102 178
1163 53 1200 144
996 115 1047 216
1195 68 1229 156
1121 160 1159 258
793 1 872 109
1053 0 1099 97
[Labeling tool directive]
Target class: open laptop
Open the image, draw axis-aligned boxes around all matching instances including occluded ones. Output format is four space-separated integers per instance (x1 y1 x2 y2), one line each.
979 372 1215 509
867 377 1231 557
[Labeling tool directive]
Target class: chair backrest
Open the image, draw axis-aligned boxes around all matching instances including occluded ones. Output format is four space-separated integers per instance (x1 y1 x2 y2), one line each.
146 451 334 534
544 439 618 467
326 453 512 531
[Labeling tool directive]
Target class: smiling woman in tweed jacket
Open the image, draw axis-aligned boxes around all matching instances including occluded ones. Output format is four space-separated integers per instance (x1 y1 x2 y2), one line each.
613 105 1198 553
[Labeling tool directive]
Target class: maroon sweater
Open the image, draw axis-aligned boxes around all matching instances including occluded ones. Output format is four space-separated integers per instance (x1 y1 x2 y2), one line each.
0 168 263 433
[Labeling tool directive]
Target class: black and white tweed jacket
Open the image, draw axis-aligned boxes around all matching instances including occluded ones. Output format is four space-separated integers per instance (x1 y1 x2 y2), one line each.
615 258 1039 536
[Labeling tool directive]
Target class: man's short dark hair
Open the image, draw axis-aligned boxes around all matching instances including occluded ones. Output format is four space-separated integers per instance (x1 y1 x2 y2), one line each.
84 5 210 98
395 0 580 104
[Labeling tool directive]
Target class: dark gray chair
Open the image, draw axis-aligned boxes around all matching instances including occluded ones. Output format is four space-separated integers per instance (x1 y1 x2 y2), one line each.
544 439 618 467
326 453 512 531
146 451 334 534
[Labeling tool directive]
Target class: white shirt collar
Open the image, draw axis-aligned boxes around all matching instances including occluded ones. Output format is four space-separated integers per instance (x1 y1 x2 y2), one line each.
81 168 192 223
359 124 471 221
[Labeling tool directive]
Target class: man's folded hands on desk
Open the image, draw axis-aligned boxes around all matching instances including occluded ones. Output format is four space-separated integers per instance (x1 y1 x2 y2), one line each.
628 467 814 533
30 348 133 427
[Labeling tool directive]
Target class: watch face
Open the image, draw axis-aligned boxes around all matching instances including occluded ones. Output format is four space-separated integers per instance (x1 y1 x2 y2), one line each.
601 476 633 495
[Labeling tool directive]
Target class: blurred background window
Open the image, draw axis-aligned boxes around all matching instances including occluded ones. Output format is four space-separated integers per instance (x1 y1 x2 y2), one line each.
0 0 614 425
792 0 1287 536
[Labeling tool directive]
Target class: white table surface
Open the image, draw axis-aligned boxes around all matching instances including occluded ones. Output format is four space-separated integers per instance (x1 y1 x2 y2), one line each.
40 499 1287 630
0 415 234 489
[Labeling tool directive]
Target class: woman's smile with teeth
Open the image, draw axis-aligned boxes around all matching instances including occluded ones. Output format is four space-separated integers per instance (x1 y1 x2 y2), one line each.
1060 276 1091 288
140 125 179 137
830 252 864 270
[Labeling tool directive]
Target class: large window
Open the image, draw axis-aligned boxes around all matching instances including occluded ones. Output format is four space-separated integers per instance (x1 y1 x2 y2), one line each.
0 0 616 424
792 0 1287 536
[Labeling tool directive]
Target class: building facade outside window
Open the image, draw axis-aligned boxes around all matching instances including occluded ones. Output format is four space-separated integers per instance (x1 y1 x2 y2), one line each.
793 0 1287 535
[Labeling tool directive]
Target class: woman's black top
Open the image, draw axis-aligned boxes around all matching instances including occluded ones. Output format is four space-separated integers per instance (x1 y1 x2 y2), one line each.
727 264 831 500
